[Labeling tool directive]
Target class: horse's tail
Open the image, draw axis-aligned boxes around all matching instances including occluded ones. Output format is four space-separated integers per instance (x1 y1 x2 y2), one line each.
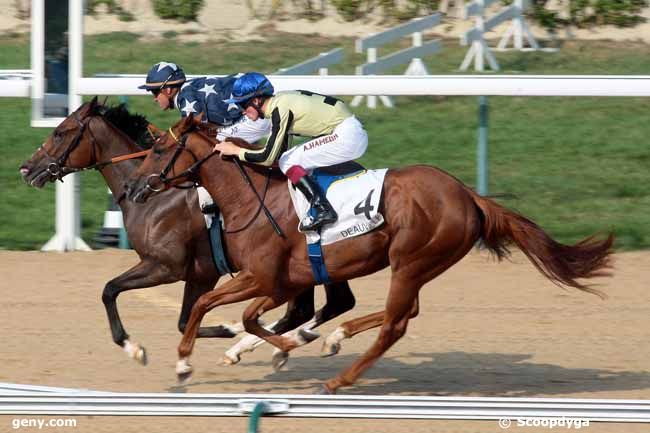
466 188 614 298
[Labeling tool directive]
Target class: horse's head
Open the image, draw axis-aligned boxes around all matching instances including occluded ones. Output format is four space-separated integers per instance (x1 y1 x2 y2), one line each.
20 96 102 188
127 113 212 203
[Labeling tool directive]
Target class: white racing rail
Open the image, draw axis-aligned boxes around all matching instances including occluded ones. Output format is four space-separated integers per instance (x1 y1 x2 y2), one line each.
77 75 650 97
1 385 650 421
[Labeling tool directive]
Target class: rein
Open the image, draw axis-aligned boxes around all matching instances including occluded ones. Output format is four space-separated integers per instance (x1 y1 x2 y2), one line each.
151 128 285 238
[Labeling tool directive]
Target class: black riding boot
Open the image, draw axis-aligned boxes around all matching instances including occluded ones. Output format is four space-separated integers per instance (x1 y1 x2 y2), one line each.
295 175 338 232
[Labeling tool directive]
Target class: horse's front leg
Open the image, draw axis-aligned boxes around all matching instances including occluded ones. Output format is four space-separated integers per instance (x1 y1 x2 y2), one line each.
102 259 178 365
269 281 356 369
176 271 263 383
178 279 245 338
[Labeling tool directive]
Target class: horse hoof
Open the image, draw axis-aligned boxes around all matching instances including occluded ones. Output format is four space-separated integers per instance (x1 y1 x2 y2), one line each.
320 342 341 358
135 346 148 366
315 384 335 395
299 328 320 344
177 370 193 385
272 350 289 371
123 340 147 366
222 354 240 366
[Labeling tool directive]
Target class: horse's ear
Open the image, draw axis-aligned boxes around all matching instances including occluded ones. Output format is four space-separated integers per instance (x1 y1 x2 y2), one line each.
90 96 99 107
193 112 205 125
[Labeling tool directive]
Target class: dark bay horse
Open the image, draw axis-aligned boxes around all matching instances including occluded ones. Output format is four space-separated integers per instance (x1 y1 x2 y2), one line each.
128 113 613 393
19 97 355 367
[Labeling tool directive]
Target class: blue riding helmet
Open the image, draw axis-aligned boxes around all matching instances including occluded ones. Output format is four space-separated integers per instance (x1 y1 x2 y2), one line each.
224 72 274 106
138 62 186 91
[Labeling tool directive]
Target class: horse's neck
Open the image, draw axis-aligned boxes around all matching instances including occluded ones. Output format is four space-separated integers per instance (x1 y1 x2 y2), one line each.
93 119 144 209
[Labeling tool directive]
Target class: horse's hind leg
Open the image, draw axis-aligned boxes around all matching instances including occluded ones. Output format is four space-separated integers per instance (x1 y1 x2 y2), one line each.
322 274 422 394
224 282 356 368
223 287 316 365
321 297 418 357
102 259 177 365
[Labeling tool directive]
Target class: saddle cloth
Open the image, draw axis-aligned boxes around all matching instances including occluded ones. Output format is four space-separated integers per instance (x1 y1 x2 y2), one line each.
288 165 388 246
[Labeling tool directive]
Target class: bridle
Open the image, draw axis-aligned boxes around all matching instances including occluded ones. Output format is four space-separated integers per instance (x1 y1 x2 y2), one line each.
40 111 150 181
145 127 285 238
41 112 98 181
144 127 203 192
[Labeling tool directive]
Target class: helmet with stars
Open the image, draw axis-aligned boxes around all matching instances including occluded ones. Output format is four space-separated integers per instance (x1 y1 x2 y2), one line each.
139 62 186 92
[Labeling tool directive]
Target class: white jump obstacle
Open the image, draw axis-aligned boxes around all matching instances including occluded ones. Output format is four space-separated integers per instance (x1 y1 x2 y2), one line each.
352 13 442 109
2 384 650 422
460 0 542 71
494 0 540 52
276 48 344 76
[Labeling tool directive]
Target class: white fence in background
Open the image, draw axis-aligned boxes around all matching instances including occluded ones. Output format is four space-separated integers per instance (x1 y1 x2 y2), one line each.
461 0 500 71
352 13 442 109
461 0 543 71
276 48 344 76
493 0 540 51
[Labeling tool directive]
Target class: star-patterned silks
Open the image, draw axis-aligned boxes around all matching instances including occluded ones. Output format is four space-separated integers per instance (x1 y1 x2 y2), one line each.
176 76 242 125
157 61 178 72
180 99 197 115
199 83 217 97
225 93 240 112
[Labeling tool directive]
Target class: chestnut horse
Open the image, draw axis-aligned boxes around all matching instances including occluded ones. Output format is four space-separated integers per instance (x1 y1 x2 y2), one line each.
19 98 355 366
128 116 614 393
127 114 613 393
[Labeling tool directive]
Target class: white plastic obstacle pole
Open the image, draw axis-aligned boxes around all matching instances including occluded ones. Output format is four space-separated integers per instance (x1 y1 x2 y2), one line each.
460 0 500 72
496 0 540 51
352 14 442 109
275 48 343 76
38 0 89 252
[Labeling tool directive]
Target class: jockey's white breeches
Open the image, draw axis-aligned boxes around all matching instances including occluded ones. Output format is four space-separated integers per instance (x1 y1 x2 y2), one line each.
278 116 368 174
215 116 271 144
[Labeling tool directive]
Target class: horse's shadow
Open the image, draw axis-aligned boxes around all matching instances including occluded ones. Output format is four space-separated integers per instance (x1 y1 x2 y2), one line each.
169 351 650 396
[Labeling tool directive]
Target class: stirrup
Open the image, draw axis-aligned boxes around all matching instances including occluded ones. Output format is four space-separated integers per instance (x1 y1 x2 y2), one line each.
299 210 337 232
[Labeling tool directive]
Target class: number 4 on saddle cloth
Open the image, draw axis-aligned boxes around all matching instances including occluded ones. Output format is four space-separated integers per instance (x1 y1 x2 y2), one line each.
288 162 389 284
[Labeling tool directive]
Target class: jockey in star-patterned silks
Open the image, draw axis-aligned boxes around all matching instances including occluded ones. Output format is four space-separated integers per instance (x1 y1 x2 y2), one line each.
139 61 270 143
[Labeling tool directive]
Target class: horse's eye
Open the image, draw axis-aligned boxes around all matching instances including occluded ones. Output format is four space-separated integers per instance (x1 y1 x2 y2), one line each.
153 146 163 155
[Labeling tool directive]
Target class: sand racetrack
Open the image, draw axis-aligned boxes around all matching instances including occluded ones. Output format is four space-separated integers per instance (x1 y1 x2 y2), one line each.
1 248 649 432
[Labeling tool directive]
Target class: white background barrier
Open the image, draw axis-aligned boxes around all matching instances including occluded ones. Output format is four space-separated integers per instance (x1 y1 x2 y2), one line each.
353 13 442 108
460 0 542 71
276 48 344 76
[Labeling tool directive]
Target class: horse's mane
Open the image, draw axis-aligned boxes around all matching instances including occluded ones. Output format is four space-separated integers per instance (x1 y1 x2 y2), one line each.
96 103 154 150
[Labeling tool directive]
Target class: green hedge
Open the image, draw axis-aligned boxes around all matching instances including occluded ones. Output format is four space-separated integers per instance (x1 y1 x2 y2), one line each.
151 0 205 22
256 0 648 30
